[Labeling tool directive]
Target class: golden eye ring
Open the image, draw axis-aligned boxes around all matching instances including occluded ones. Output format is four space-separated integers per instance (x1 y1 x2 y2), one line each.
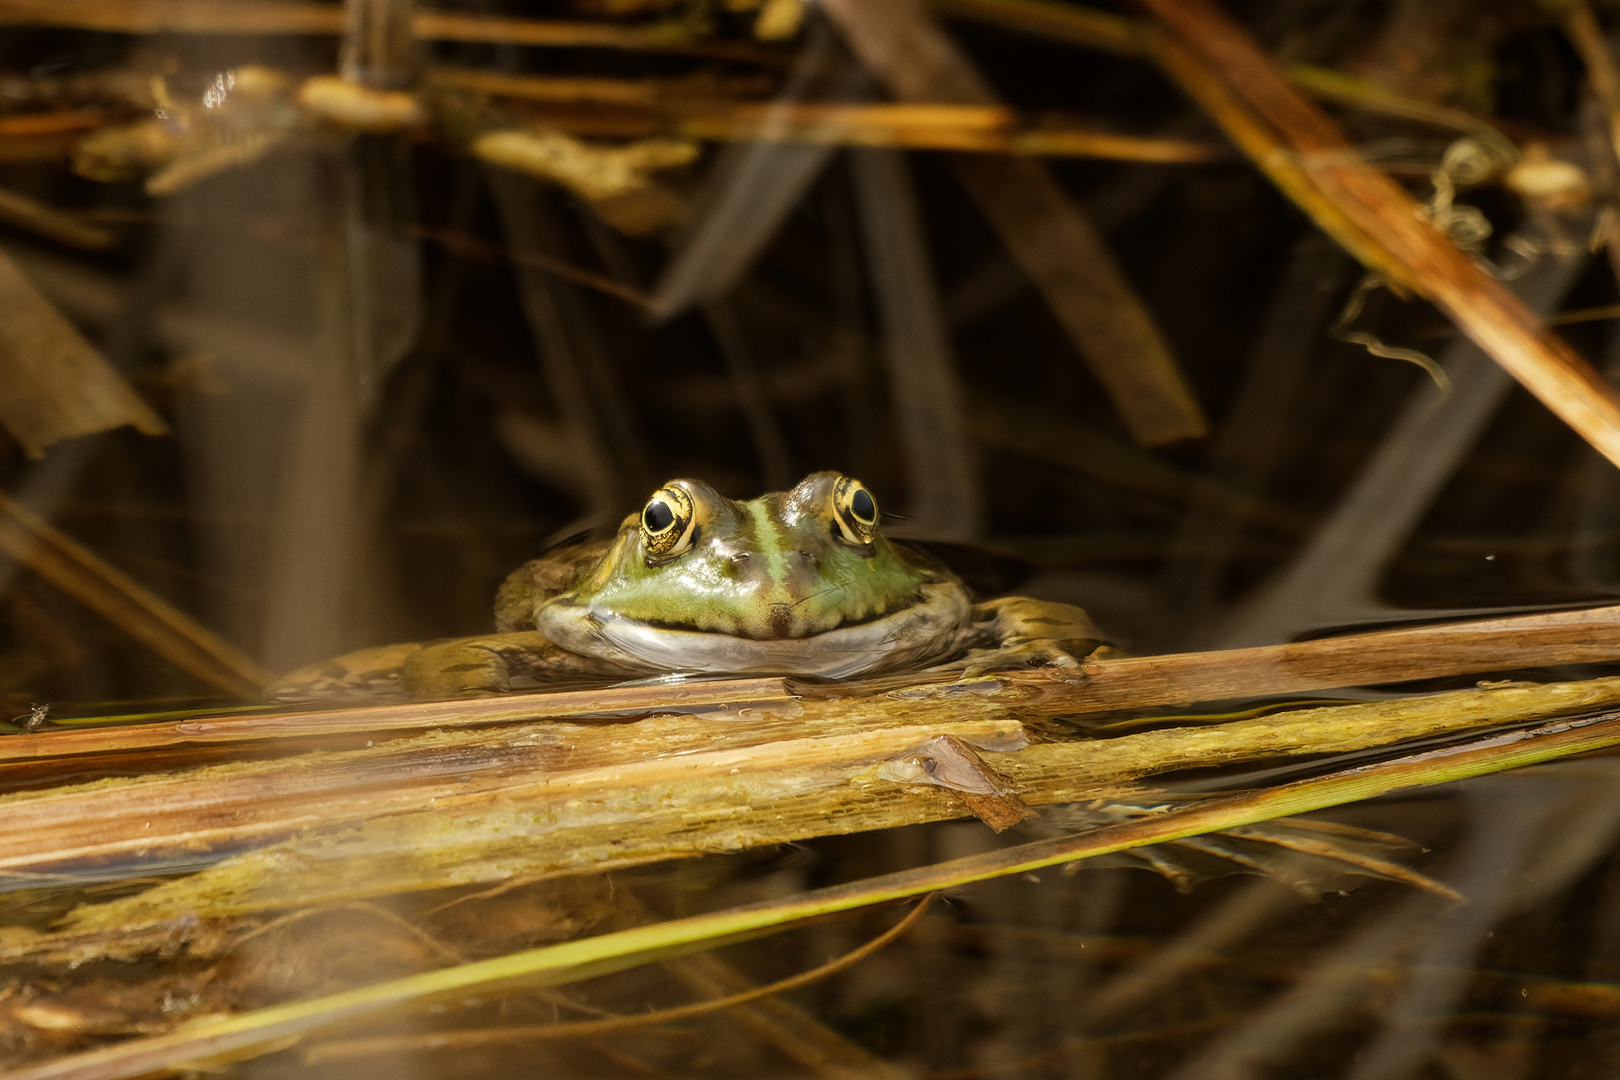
640 484 697 558
831 475 879 545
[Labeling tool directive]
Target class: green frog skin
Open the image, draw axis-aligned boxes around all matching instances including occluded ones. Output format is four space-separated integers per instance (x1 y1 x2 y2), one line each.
270 472 1109 701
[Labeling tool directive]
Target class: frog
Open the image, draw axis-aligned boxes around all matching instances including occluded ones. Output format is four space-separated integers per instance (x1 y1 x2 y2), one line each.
268 471 1111 702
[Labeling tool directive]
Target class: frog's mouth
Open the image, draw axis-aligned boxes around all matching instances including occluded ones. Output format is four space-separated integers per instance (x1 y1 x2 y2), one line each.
535 581 972 680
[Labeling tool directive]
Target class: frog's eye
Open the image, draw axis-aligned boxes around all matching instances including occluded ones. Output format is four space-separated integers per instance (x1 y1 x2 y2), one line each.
640 485 697 558
831 476 879 546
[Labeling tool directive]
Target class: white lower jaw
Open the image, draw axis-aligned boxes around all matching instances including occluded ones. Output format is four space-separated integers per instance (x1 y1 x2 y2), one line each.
535 582 972 680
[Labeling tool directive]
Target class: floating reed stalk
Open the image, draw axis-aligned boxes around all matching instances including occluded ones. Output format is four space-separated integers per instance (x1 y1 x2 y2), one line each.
10 665 1620 932
4 601 1617 767
13 707 1620 1080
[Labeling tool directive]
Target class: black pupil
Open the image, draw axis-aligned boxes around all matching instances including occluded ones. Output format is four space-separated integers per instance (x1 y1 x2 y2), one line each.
850 488 875 522
644 499 675 532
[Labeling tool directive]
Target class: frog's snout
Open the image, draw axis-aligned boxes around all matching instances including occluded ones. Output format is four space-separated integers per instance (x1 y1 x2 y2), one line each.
768 602 796 639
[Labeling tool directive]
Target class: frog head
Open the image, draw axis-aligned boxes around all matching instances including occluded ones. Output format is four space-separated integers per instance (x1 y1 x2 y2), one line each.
532 472 972 678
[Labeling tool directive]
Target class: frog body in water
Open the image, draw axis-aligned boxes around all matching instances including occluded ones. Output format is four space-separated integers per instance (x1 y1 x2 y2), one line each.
271 472 1109 701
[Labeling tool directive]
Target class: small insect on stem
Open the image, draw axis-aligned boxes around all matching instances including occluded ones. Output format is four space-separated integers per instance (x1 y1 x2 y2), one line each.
13 703 49 733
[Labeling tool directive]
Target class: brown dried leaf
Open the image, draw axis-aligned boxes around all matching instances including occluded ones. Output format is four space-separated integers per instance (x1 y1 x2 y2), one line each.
0 249 165 458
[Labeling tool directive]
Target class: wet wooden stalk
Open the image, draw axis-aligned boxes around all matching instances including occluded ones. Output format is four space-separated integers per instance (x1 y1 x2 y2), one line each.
15 712 1620 1080
436 68 1224 161
668 102 1222 160
0 0 779 64
0 110 108 163
6 613 1620 943
36 674 1620 931
6 601 1619 766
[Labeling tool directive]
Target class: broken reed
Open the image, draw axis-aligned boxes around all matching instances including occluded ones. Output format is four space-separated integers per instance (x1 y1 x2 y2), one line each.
13 705 1620 1080
10 601 1616 764
5 603 1620 937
